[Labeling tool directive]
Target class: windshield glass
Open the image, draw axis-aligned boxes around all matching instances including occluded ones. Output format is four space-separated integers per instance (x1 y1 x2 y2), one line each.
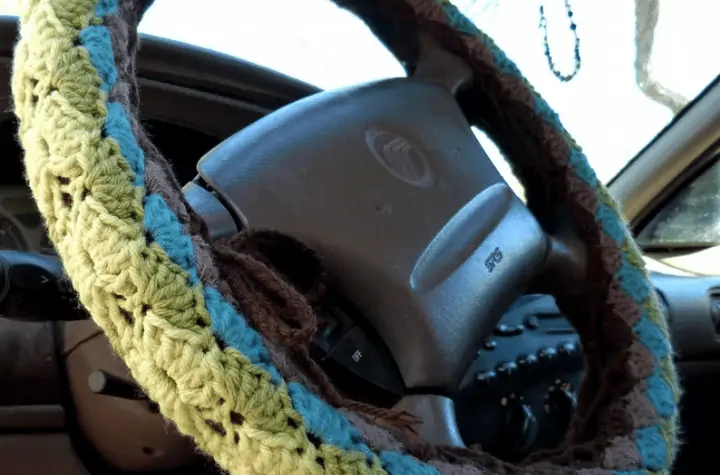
3 0 718 192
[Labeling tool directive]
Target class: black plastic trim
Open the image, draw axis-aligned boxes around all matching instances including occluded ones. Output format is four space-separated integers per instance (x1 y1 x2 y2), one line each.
609 74 720 189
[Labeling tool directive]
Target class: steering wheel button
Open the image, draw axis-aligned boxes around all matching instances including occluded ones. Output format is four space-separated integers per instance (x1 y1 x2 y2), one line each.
538 347 557 360
496 361 518 375
557 342 576 355
323 327 404 395
517 353 538 367
475 370 496 384
494 324 524 336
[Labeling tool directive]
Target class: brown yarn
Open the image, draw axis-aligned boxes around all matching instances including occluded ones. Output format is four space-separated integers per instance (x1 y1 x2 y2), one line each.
213 230 421 435
209 229 605 472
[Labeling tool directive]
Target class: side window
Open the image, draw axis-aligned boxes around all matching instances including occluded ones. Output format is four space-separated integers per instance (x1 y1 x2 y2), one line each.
472 128 526 201
637 159 720 246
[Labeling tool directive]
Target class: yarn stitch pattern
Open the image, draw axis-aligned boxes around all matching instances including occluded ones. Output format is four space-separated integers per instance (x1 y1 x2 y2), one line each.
11 1 679 475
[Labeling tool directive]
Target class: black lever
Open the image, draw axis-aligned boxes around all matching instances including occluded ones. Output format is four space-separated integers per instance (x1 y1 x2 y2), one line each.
88 370 145 400
0 250 88 322
311 297 405 406
88 370 160 413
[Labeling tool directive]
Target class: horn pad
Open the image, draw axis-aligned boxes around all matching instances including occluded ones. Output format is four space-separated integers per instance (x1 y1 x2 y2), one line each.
197 77 549 391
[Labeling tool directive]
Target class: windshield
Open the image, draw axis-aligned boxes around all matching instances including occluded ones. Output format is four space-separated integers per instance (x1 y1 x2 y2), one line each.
4 0 718 192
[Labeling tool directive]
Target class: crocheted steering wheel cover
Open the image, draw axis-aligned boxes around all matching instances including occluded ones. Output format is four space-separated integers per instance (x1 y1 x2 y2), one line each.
11 0 679 474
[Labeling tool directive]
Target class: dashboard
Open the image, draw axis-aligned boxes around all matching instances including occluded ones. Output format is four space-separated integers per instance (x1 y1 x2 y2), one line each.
307 290 588 462
457 295 583 461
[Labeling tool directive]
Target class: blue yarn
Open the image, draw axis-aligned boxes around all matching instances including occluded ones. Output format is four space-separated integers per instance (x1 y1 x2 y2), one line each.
77 26 117 94
530 98 607 197
617 257 652 303
78 6 433 474
634 314 671 360
595 203 627 244
441 1 524 77
441 2 480 36
645 372 676 419
143 194 200 284
534 96 564 131
489 45 523 77
288 382 373 458
634 426 668 471
568 149 598 187
634 308 676 422
202 287 282 383
95 0 118 16
104 103 145 187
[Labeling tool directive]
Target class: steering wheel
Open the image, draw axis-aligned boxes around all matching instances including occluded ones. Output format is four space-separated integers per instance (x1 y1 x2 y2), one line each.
12 0 679 474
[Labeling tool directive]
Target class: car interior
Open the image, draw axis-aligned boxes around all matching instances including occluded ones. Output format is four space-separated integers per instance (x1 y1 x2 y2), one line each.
1 3 720 474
